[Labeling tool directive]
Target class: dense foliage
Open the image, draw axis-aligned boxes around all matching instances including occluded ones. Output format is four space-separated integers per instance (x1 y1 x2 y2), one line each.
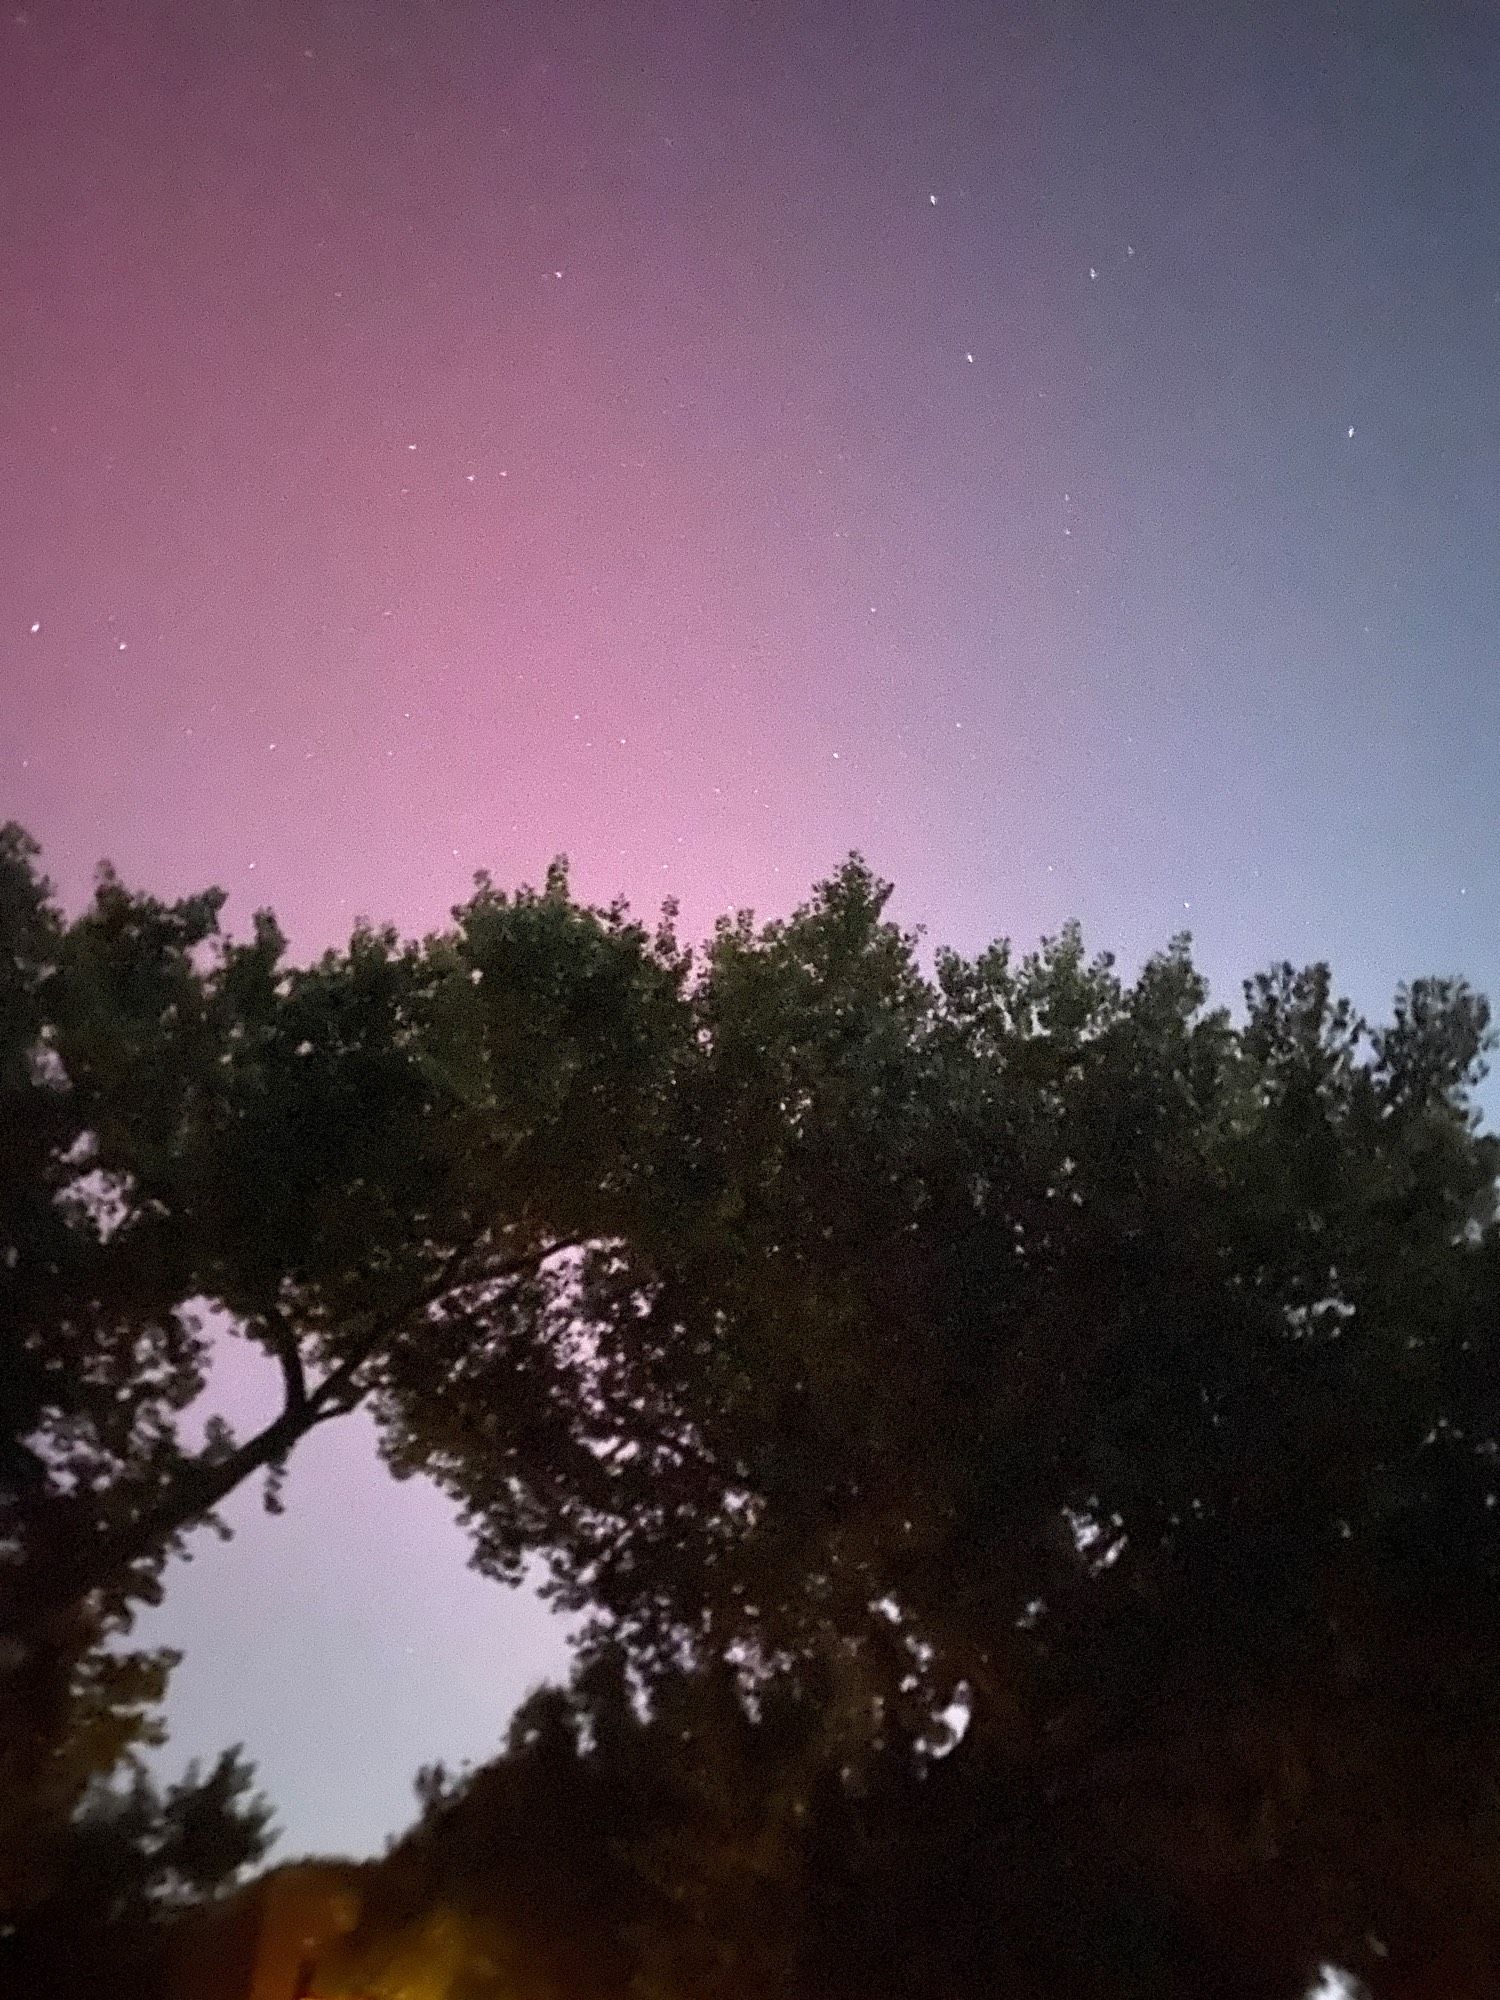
370 859 1500 1997
0 1744 275 1996
5 822 1499 1994
0 823 685 1908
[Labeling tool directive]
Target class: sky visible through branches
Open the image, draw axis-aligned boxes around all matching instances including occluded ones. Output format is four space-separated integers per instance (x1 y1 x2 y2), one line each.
4 0 1497 1860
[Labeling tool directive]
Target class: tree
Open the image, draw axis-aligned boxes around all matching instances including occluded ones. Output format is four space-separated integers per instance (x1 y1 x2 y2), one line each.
9 824 1500 1990
312 1638 1275 2000
322 1649 656 2000
0 1743 275 1997
0 821 229 1907
319 1641 843 2000
394 858 1500 1995
0 824 689 1906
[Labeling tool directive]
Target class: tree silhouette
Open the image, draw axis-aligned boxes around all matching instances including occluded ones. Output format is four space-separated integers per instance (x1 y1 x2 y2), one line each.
0 1743 274 1996
8 826 1500 1993
395 859 1500 1996
0 823 688 1907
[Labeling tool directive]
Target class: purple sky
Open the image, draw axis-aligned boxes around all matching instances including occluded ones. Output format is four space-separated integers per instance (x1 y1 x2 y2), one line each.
6 0 1499 1855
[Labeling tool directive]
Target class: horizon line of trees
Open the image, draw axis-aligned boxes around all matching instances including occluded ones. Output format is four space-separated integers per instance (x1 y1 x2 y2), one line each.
3 819 1499 1999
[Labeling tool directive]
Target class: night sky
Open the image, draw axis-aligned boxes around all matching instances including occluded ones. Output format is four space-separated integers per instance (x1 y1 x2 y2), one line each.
5 0 1499 1858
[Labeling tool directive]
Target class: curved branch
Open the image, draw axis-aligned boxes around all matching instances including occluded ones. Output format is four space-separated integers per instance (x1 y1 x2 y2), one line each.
264 1315 309 1416
2 1233 582 1649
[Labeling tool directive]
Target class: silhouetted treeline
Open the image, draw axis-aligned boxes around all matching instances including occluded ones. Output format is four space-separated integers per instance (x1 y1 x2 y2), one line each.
5 824 1500 1997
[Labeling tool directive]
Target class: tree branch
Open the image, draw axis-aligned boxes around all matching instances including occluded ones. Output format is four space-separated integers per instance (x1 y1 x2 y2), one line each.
3 1232 587 1649
263 1314 308 1417
303 1233 584 1418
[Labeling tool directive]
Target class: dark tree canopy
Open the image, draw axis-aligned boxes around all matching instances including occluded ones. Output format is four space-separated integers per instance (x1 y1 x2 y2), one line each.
5 824 1500 1995
0 1743 275 1997
0 823 688 1908
375 859 1500 1997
